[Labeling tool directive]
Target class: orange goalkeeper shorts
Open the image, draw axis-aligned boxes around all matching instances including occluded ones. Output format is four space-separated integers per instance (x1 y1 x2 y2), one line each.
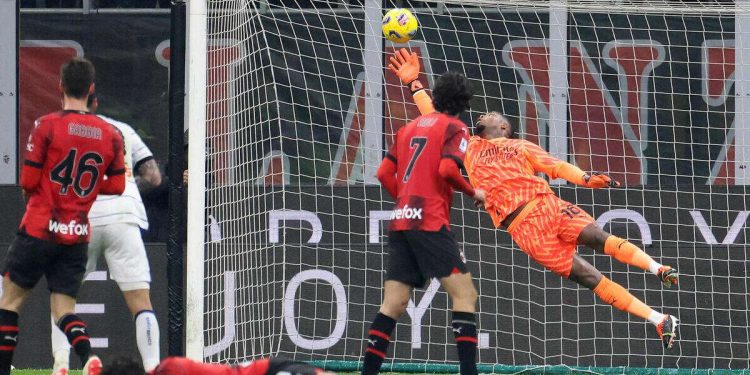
506 194 595 278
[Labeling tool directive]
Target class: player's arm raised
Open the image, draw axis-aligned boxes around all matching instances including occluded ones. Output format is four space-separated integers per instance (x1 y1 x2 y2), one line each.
388 48 435 116
100 132 127 195
523 141 620 188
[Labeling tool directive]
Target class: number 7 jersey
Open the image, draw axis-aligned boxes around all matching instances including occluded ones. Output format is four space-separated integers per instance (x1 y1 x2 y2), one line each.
386 112 470 232
21 110 125 244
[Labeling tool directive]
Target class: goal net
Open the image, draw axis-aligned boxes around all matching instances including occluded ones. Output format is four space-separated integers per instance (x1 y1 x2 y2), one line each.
186 0 750 371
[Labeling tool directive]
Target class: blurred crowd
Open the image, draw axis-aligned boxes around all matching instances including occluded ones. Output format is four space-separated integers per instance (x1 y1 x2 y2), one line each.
20 0 737 10
21 0 170 8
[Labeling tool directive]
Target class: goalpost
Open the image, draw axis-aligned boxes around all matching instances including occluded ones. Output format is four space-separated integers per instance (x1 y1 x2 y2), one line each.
186 0 750 371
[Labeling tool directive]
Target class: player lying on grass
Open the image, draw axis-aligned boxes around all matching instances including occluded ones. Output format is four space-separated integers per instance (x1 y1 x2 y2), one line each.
388 48 679 349
101 356 333 375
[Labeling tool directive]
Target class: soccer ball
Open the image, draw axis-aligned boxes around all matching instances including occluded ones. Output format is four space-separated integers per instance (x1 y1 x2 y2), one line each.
382 8 419 43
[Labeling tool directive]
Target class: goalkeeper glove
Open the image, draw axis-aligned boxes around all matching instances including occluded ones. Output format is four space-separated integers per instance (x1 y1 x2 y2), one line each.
583 172 621 188
388 48 424 93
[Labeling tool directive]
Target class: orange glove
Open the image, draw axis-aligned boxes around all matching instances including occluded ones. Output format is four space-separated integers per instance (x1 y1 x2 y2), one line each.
584 172 621 188
388 48 422 93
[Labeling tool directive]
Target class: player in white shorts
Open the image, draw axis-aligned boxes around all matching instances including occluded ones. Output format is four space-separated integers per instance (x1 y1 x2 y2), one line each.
51 94 163 374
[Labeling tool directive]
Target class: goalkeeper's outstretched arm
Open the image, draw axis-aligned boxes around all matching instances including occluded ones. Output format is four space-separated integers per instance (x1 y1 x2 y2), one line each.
523 141 620 188
388 48 435 116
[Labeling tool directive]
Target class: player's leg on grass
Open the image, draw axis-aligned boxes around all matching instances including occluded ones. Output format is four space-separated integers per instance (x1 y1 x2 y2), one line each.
51 231 104 374
51 314 71 374
110 223 160 371
51 293 91 360
361 280 411 375
48 243 102 375
123 289 160 371
568 254 678 348
362 229 422 375
0 233 51 375
51 293 103 373
577 223 678 287
53 223 161 372
440 272 478 375
0 278 31 375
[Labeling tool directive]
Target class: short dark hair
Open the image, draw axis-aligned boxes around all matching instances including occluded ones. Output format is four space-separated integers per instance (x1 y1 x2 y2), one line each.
432 71 473 116
102 357 145 375
61 57 95 99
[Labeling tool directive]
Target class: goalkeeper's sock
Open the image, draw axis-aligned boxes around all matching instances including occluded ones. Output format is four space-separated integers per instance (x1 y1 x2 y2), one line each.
604 236 661 275
58 314 92 365
451 311 478 375
0 309 18 375
135 309 160 371
362 312 396 375
593 276 663 325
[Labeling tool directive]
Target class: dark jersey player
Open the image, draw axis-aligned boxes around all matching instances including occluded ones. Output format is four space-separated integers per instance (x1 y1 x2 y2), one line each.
360 72 485 375
102 356 334 375
0 57 125 375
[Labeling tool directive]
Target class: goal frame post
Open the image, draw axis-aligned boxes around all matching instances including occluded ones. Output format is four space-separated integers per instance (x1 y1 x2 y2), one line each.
185 0 208 361
167 0 188 357
182 0 750 369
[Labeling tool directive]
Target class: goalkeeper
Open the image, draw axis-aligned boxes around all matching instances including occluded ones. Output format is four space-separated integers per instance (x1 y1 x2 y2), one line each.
388 48 679 349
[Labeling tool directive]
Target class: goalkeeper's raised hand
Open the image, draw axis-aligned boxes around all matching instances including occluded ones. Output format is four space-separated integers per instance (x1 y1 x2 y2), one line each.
584 172 621 188
388 48 423 93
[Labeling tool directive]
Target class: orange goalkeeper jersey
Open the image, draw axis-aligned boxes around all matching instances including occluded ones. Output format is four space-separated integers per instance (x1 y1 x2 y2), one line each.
464 136 567 227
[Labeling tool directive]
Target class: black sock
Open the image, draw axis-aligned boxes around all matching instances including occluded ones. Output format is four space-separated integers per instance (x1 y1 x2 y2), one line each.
452 311 478 375
0 309 18 375
361 312 396 375
58 314 92 364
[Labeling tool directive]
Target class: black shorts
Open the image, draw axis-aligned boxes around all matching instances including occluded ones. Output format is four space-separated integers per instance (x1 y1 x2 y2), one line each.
385 226 468 288
2 232 88 298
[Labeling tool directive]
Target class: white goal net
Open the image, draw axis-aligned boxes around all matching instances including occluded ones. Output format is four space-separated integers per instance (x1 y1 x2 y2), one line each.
186 0 750 371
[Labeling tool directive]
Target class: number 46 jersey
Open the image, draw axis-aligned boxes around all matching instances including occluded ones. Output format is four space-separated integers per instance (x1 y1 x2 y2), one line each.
386 112 470 232
21 110 125 245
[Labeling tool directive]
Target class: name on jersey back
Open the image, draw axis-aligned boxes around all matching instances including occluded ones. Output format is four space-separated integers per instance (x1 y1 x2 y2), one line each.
417 117 437 128
68 123 102 140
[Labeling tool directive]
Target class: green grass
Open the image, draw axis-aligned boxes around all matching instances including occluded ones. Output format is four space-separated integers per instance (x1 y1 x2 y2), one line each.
312 361 750 375
13 366 750 375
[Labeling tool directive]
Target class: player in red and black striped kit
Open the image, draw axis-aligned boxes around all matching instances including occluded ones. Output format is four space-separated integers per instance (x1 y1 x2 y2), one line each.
0 58 125 375
102 356 335 375
361 72 485 375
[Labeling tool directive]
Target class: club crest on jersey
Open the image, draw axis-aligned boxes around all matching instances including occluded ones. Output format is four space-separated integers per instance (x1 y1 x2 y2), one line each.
391 205 423 220
48 219 89 236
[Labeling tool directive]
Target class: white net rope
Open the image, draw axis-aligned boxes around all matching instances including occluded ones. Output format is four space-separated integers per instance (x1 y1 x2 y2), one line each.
197 0 750 370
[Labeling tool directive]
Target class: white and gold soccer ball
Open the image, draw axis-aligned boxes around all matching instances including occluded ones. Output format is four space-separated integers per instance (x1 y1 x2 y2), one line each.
382 8 419 43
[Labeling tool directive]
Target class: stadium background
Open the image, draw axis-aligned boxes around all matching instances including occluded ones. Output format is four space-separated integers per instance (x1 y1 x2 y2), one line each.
2 4 748 371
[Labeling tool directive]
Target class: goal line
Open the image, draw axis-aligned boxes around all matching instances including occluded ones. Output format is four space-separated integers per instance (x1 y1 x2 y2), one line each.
309 360 747 375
